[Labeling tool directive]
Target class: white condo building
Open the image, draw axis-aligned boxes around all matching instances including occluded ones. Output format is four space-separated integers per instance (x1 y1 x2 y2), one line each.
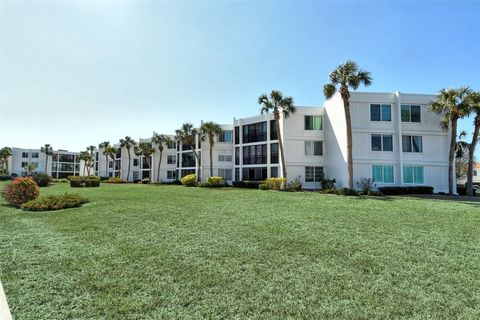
2 91 452 192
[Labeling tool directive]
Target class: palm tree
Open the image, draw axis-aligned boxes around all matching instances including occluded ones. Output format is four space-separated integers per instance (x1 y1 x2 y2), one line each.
83 146 96 176
98 141 110 178
455 131 470 182
78 151 89 176
258 91 295 185
104 146 117 177
429 87 472 195
119 136 136 182
151 134 171 183
465 91 480 196
40 144 53 174
199 122 222 178
0 147 12 175
137 142 155 180
323 60 372 189
176 123 201 181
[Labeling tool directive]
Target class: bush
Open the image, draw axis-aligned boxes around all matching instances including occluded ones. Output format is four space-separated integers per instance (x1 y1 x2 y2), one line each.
69 176 101 187
32 173 52 187
337 188 359 196
161 180 182 185
104 177 128 184
2 177 40 206
181 174 197 187
320 178 336 189
356 178 376 194
258 183 269 190
198 181 212 188
208 176 224 186
0 175 12 181
21 193 89 211
264 178 287 190
378 186 434 195
285 178 302 192
367 190 384 197
319 188 338 194
232 181 262 189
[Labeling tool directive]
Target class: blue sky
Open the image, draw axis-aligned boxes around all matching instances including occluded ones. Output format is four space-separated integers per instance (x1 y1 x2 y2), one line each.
0 1 479 156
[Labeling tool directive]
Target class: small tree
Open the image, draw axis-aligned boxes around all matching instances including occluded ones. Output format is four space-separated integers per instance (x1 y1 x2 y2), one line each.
199 122 222 179
151 134 171 183
0 147 13 175
176 123 201 181
40 144 53 174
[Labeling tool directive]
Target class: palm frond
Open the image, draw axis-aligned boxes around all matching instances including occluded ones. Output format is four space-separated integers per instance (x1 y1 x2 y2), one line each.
323 83 336 99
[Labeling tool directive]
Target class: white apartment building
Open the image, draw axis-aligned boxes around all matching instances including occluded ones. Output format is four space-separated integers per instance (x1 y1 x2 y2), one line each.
5 148 87 178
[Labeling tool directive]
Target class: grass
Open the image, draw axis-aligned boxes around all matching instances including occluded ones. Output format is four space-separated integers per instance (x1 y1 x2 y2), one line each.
0 182 479 319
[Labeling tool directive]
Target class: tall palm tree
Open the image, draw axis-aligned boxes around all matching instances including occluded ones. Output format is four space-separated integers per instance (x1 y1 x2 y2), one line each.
429 87 472 195
199 122 222 178
323 60 372 189
104 146 118 177
119 136 136 182
175 123 201 181
137 142 155 180
0 147 12 175
40 144 53 174
258 91 295 185
465 91 480 196
99 141 110 178
152 134 171 183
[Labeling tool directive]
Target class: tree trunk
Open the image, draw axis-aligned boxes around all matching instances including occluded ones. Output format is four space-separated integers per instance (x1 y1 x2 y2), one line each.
340 88 354 189
448 118 458 195
191 145 201 182
467 115 479 196
274 112 287 189
105 156 108 178
127 149 131 182
148 157 152 181
157 150 163 183
209 136 214 178
45 155 48 173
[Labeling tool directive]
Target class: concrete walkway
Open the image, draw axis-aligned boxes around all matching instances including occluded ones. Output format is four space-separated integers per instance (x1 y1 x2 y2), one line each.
0 280 12 320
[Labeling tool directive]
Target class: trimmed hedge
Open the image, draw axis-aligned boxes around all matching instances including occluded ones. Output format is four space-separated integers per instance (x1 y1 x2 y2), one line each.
378 186 434 195
104 177 128 184
232 181 262 189
69 176 101 188
0 175 12 181
21 193 89 211
32 173 52 187
264 178 287 190
207 176 224 186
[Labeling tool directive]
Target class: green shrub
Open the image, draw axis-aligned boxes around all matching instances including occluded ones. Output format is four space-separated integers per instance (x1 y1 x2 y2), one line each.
378 186 434 195
70 179 84 187
21 193 89 211
0 175 12 181
264 177 287 190
207 176 224 186
161 180 182 185
104 177 128 184
337 188 359 196
285 178 302 192
356 178 375 194
69 176 101 187
32 173 52 187
2 177 40 206
367 190 384 196
319 188 338 194
258 183 269 190
181 174 197 187
84 179 100 187
198 181 212 188
320 178 336 189
232 181 262 189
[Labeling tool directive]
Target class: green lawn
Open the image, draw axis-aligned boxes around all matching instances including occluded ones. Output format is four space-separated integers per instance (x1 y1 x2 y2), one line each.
0 182 479 319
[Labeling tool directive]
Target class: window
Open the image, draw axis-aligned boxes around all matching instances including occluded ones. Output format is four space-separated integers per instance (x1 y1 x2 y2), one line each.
372 165 394 183
305 166 324 182
218 130 233 143
403 165 424 184
371 134 393 151
167 170 177 180
133 171 139 180
304 116 322 130
21 162 29 168
167 155 176 164
235 147 240 165
31 152 39 158
242 167 267 180
270 167 278 178
305 141 323 156
116 148 122 158
402 135 423 152
218 151 232 162
270 143 279 164
167 141 176 149
181 152 196 167
108 161 114 168
218 168 232 180
108 172 113 177
234 126 240 144
474 170 478 176
22 152 28 158
270 120 278 140
58 154 75 162
243 144 267 164
235 168 240 181
370 104 391 121
133 159 139 166
242 122 267 143
401 105 421 122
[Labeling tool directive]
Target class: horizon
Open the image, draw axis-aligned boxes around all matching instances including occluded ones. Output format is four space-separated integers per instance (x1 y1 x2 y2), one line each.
1 1 479 156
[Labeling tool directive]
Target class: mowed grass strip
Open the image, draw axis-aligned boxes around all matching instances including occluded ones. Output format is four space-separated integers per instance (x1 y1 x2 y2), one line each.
0 182 479 319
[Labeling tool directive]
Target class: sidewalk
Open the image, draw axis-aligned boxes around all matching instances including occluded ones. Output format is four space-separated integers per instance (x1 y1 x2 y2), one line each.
0 280 12 320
